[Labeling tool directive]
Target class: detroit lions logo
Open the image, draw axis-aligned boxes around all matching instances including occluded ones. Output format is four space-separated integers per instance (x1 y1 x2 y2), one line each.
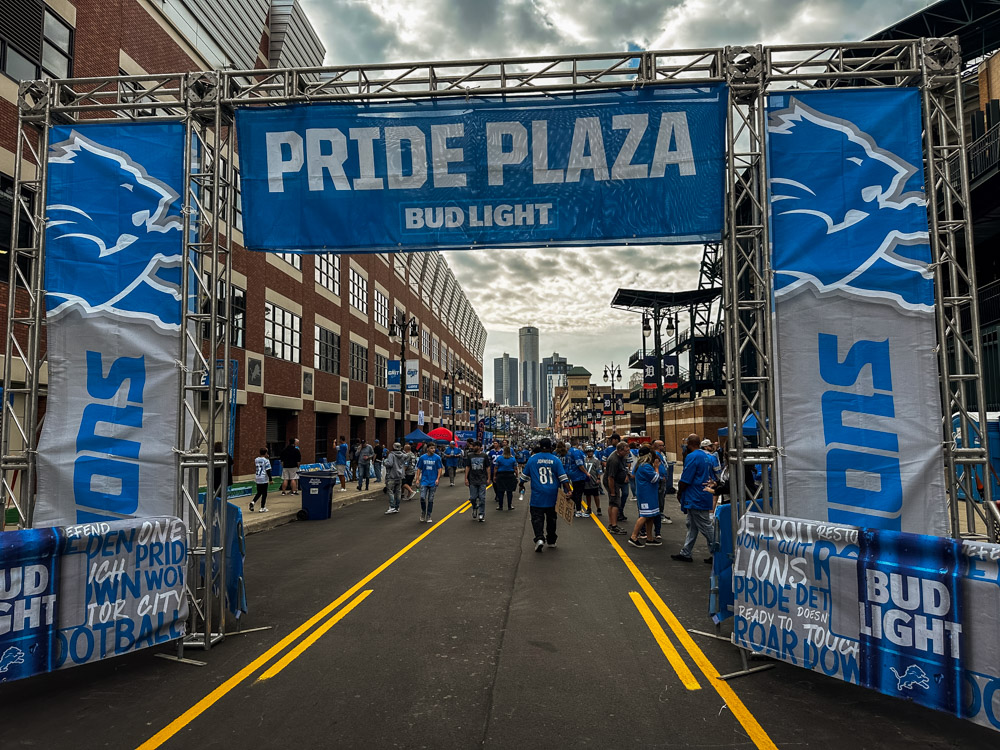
889 664 930 691
768 96 934 313
0 646 25 674
45 129 183 331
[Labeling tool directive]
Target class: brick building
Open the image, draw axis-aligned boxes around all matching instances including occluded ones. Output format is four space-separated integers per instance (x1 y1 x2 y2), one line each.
0 0 486 482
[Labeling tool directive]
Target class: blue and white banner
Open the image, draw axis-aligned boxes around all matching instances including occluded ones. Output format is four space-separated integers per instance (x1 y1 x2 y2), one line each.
405 359 419 393
767 88 947 535
387 360 401 393
234 85 727 252
443 393 452 413
0 517 187 682
732 514 1000 731
37 123 186 527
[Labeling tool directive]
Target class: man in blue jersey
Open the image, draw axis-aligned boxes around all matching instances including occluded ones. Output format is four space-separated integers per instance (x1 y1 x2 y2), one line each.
671 434 717 563
335 435 350 492
516 445 531 468
443 441 464 487
518 438 571 553
565 438 590 518
414 443 445 523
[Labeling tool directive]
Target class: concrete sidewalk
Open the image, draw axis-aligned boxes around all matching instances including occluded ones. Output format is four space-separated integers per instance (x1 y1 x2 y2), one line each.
239 480 401 534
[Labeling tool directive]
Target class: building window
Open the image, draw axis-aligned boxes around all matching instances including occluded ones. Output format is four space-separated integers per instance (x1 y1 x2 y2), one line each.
230 285 246 348
422 376 430 399
315 253 340 295
349 269 368 314
277 252 301 270
431 337 439 365
350 341 368 383
375 353 387 389
42 11 71 78
1 4 73 82
374 290 389 329
432 381 440 401
264 302 300 362
421 328 430 358
315 326 340 374
234 169 243 232
394 253 406 278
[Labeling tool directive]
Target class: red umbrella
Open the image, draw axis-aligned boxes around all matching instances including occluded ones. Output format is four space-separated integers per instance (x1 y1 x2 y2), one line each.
427 427 454 442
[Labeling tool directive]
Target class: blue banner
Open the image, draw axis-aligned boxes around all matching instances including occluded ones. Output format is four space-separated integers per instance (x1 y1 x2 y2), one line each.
767 88 947 535
443 393 452 413
235 85 727 252
37 122 186 527
0 528 60 679
387 360 401 392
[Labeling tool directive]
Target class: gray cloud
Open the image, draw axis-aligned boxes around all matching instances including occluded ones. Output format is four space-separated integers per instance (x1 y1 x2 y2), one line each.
299 0 938 402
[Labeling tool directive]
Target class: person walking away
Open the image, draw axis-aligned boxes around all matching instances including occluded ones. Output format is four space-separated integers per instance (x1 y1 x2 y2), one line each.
280 437 301 495
493 446 518 512
414 443 444 523
349 439 362 482
335 436 349 492
565 439 590 518
672 435 718 563
383 442 407 514
464 441 492 521
518 438 571 552
628 447 663 547
583 445 603 517
357 440 375 491
444 441 463 486
249 448 271 513
645 439 673 542
517 445 530 470
403 443 418 501
373 440 385 483
604 442 631 535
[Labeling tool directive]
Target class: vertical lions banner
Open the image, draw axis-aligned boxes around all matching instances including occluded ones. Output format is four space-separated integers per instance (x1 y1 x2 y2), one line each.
0 518 187 682
234 85 727 251
37 123 185 526
732 514 1000 731
767 89 947 534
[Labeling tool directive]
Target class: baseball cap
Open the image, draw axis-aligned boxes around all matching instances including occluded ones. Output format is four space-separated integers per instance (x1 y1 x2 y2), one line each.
538 438 553 451
701 439 713 448
393 442 401 449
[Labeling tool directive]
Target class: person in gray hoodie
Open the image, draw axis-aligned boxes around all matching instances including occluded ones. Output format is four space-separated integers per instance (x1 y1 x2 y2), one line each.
383 442 407 514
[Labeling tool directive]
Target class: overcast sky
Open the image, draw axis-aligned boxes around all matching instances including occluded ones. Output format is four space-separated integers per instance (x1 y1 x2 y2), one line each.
300 0 938 401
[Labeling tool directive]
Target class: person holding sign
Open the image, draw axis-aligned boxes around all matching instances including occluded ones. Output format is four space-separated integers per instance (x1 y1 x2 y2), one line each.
628 447 663 548
518 438 571 553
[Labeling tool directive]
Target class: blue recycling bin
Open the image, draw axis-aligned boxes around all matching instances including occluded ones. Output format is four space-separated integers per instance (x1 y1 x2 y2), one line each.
270 458 283 480
299 471 336 520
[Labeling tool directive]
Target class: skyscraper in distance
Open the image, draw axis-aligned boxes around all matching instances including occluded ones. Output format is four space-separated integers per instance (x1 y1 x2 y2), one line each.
519 326 540 421
540 353 570 427
493 353 519 406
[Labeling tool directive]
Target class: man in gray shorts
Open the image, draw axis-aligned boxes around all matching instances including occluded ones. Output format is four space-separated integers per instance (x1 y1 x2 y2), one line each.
280 437 301 495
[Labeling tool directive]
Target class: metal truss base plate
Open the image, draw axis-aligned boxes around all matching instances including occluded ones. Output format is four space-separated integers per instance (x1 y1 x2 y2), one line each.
155 653 207 667
183 632 225 650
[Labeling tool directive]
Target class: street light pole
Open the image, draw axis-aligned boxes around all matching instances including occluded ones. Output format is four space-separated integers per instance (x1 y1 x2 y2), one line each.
604 363 622 435
445 367 464 439
389 312 419 441
644 305 667 443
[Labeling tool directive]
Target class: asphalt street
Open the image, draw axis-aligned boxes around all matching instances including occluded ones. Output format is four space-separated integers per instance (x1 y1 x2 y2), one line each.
2 482 997 749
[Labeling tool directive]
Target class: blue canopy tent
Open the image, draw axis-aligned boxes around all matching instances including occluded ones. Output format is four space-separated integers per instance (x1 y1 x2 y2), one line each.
717 413 758 438
403 429 434 443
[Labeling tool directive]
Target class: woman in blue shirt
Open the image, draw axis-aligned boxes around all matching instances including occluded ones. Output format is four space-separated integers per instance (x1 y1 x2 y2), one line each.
628 447 663 548
493 446 519 511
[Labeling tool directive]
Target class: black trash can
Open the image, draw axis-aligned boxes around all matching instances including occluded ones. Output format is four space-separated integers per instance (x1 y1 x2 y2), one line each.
298 471 336 520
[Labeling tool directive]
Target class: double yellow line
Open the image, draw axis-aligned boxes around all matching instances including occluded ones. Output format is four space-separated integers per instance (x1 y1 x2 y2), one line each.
590 513 778 750
138 500 472 750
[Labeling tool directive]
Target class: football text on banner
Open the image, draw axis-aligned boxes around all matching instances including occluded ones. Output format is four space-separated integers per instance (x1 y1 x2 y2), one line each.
405 359 419 392
36 123 186 527
663 354 679 389
766 88 947 534
235 85 727 252
731 514 1000 732
0 517 188 682
387 360 401 392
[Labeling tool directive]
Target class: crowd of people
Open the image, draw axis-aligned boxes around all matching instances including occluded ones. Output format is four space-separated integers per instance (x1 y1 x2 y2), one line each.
245 431 728 562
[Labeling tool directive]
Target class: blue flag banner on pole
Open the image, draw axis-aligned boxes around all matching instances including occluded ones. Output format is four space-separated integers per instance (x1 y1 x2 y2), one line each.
443 394 452 413
766 88 947 535
387 360 401 392
234 85 727 252
37 122 186 527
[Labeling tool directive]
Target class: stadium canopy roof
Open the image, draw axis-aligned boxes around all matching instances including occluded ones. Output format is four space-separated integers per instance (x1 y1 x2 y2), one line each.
865 0 1000 61
610 287 721 312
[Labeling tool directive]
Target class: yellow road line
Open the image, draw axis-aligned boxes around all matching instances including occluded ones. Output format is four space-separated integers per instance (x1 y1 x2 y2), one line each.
589 514 778 750
258 590 373 681
629 591 701 691
137 501 469 750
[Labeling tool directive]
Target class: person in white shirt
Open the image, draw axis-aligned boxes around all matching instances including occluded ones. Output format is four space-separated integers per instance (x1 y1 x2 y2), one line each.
250 448 272 513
